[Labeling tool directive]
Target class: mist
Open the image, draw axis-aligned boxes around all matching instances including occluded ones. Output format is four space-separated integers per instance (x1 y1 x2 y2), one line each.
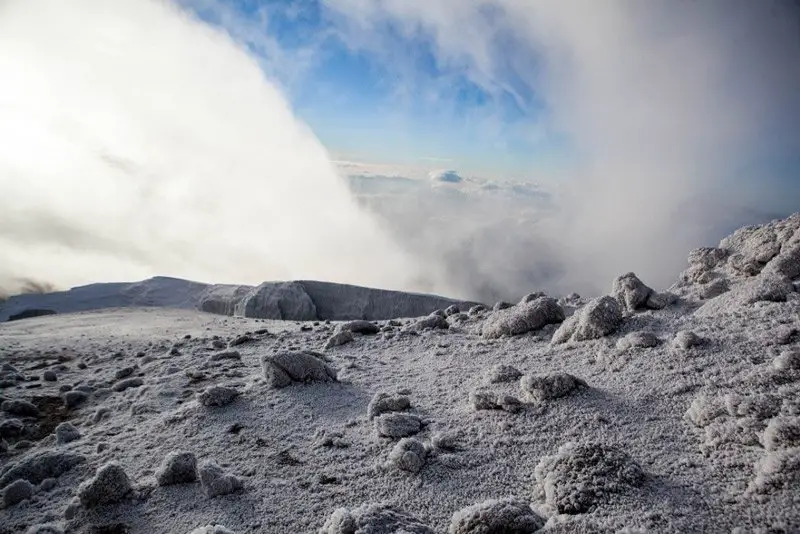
327 0 800 299
0 0 438 297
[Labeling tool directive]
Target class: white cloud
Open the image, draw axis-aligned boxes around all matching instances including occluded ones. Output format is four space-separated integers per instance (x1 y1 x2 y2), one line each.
0 0 439 295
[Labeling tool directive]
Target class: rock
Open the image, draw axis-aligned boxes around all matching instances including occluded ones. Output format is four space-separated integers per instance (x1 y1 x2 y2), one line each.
39 478 57 491
445 305 460 316
469 390 522 413
112 377 144 392
25 524 64 534
484 364 522 384
685 394 726 428
482 297 565 338
198 460 242 497
761 417 800 451
0 418 24 438
1 399 40 417
42 370 57 382
0 452 86 486
374 413 423 438
198 385 239 407
2 479 34 507
551 296 622 344
387 438 427 473
410 313 449 331
320 503 434 534
612 272 661 312
616 331 659 350
763 243 800 280
156 451 198 485
520 373 586 402
749 447 800 494
773 349 800 372
367 392 411 419
724 394 781 420
77 462 132 508
114 367 135 379
234 281 317 320
228 334 254 347
534 442 645 514
55 422 81 444
189 526 235 534
673 330 704 350
695 274 795 317
449 498 544 534
468 305 487 315
339 320 380 335
520 292 547 304
324 331 354 349
261 351 337 388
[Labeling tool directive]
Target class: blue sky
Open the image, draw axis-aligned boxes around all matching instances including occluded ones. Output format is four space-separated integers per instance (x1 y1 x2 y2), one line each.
182 0 569 180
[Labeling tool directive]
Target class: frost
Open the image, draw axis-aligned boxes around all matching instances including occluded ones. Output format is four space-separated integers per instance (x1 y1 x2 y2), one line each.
319 503 434 534
449 498 544 534
519 373 586 402
387 438 427 473
761 417 800 451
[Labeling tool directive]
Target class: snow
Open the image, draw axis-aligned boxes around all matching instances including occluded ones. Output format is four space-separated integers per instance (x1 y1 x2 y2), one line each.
0 213 798 532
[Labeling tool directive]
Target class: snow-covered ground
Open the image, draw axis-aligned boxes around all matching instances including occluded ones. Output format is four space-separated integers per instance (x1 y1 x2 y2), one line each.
0 214 799 533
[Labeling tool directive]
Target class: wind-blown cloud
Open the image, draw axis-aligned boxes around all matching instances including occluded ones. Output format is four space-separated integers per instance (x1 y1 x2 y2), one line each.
326 0 800 297
0 0 434 296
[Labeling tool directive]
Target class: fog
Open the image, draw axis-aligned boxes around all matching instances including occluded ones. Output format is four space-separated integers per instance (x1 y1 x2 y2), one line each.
0 0 437 298
1 0 798 304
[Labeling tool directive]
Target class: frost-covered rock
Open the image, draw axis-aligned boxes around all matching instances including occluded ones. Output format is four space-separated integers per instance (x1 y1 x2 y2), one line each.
156 451 198 485
493 301 513 311
368 392 411 419
25 524 64 534
198 385 240 407
445 305 461 316
0 452 86 487
469 390 522 413
685 394 726 428
773 349 800 372
749 447 800 494
409 313 449 331
763 243 800 280
673 330 704 350
761 417 800 451
0 418 24 437
724 394 781 420
198 461 242 497
2 478 34 507
1 399 40 417
374 413 423 438
43 370 57 382
387 438 427 473
520 373 586 402
482 297 565 338
695 274 795 317
261 351 337 388
449 498 544 534
77 462 132 508
319 503 434 534
209 350 241 362
189 526 235 534
339 320 380 335
324 330 354 349
612 272 663 312
534 442 645 514
551 296 622 344
236 281 317 320
520 292 546 304
616 331 659 351
484 364 522 384
112 377 144 392
55 422 81 444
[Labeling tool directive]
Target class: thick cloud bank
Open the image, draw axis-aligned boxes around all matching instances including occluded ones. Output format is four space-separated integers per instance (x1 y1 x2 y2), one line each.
0 0 429 297
328 0 800 300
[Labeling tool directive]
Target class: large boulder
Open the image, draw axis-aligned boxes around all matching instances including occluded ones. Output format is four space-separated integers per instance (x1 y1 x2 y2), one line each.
449 498 544 534
551 296 622 344
261 351 337 388
482 297 565 338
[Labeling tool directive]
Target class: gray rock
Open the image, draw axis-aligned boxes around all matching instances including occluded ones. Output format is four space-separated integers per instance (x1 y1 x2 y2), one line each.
493 301 513 311
485 364 522 384
0 452 86 486
469 390 522 413
483 297 565 338
324 331 354 349
445 305 460 316
374 413 423 438
367 392 411 419
55 422 81 444
2 479 34 507
520 373 586 402
156 451 198 485
552 296 622 344
114 366 136 379
320 503 434 534
410 313 449 331
387 438 427 473
449 498 544 534
25 524 64 534
673 330 704 350
198 461 242 497
42 370 57 382
63 391 88 409
695 274 795 317
209 350 241 362
339 320 380 335
1 399 40 417
0 418 24 438
616 331 659 350
773 349 800 372
112 377 144 392
77 462 132 507
534 442 645 514
612 272 660 312
198 386 239 407
763 243 800 280
261 351 337 388
189 526 235 534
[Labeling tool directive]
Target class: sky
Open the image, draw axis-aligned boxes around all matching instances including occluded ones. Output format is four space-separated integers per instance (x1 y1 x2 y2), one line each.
0 0 798 302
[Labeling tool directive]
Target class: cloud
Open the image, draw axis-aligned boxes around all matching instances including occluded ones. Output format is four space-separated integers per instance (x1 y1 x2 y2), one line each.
0 0 438 296
325 0 800 297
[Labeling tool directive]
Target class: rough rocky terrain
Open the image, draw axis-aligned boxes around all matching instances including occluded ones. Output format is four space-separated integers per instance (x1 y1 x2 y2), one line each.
0 214 799 533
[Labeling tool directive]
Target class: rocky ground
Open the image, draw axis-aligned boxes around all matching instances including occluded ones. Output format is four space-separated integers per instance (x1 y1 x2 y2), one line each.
0 214 799 533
